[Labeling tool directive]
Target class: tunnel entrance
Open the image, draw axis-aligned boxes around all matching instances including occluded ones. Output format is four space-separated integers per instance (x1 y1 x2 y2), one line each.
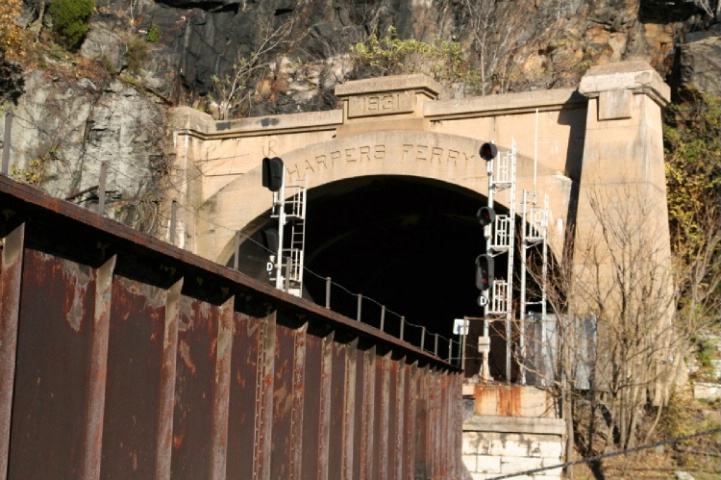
303 175 484 335
233 174 536 378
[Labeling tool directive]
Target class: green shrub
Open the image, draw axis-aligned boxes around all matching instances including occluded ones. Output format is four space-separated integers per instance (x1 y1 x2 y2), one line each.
350 26 482 95
49 0 96 50
126 37 148 75
146 24 161 43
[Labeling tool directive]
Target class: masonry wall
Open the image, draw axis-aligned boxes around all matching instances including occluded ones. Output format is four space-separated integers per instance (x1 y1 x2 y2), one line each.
463 416 565 480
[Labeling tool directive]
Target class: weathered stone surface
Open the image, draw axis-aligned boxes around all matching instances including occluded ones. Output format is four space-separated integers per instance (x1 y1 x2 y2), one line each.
677 27 721 95
6 70 167 229
79 21 127 73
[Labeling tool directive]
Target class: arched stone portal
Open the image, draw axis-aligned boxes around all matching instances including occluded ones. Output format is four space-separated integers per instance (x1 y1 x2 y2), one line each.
203 130 570 266
169 61 673 382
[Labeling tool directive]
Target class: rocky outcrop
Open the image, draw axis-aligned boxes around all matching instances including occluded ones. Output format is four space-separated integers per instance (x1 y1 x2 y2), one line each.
5 68 168 231
81 0 719 111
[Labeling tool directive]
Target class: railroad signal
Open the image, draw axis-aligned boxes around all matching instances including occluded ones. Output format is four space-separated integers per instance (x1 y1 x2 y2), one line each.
477 206 495 227
262 228 279 253
479 142 498 161
262 157 284 192
475 254 494 291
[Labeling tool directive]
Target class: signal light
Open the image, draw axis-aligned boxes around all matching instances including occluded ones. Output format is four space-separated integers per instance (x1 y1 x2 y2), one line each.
262 157 284 192
475 254 494 291
477 206 495 227
479 142 498 161
262 228 279 253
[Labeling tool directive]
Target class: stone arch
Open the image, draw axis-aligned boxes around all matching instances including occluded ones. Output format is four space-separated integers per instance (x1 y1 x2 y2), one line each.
198 130 569 266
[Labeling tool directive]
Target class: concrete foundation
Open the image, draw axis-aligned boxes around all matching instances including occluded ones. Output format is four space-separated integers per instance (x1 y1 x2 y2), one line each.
463 415 565 480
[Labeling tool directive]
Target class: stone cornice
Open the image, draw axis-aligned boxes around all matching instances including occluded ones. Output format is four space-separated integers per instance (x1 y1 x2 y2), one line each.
424 88 584 121
170 109 343 140
335 74 443 98
578 60 671 107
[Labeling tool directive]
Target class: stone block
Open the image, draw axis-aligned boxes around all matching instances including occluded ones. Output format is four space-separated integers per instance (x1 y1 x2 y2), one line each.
462 432 481 454
481 434 533 457
527 438 564 459
500 455 544 472
462 454 477 472
475 455 501 473
598 89 632 120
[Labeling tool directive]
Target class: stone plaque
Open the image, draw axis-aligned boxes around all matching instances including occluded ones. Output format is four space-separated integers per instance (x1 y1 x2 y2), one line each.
347 91 415 118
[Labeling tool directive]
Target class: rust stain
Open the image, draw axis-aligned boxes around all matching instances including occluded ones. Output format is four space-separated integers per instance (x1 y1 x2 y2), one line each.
498 385 522 416
173 429 185 449
179 340 197 376
62 260 91 332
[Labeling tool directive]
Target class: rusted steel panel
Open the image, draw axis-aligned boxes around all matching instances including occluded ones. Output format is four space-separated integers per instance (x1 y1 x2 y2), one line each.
300 333 322 478
452 374 464 479
414 366 429 480
393 359 406 480
404 362 418 480
168 294 223 479
342 340 358 480
9 251 97 479
100 276 167 480
351 346 365 480
270 323 296 479
0 179 467 480
317 332 334 480
80 256 116 480
387 359 398 480
155 279 183 479
289 324 307 479
376 355 390 480
253 312 276 480
226 313 261 480
0 224 23 480
441 373 451 478
361 347 376 480
430 372 440 478
209 297 234 480
328 340 347 478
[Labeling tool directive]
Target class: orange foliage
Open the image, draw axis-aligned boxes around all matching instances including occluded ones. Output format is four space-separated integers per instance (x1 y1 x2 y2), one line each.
0 0 26 60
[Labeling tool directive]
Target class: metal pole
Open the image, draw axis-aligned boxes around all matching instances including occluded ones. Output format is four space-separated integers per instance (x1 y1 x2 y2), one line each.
434 334 438 356
519 189 528 385
356 294 362 322
400 316 405 341
380 306 386 332
2 111 12 175
233 231 240 270
420 327 426 351
481 155 494 382
448 338 453 363
97 162 107 216
325 277 331 309
169 200 177 245
505 141 517 383
462 317 467 374
275 173 287 291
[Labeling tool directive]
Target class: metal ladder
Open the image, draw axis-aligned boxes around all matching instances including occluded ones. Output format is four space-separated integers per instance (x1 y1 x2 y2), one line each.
269 180 307 297
282 184 306 297
486 140 517 383
488 142 516 318
518 191 549 385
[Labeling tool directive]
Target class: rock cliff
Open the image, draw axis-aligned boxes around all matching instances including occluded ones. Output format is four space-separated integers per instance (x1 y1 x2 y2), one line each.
1 0 719 231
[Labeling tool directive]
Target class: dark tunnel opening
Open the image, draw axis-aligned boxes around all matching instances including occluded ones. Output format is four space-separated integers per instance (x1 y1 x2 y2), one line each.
232 174 546 378
301 175 485 338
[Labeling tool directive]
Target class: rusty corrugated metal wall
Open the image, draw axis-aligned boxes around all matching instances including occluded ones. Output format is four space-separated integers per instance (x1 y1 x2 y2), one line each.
0 177 466 480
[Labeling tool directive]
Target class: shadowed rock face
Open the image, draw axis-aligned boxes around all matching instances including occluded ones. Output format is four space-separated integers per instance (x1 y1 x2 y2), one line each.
83 0 717 110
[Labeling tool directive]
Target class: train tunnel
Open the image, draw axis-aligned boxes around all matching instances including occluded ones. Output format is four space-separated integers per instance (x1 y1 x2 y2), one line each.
233 174 528 377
